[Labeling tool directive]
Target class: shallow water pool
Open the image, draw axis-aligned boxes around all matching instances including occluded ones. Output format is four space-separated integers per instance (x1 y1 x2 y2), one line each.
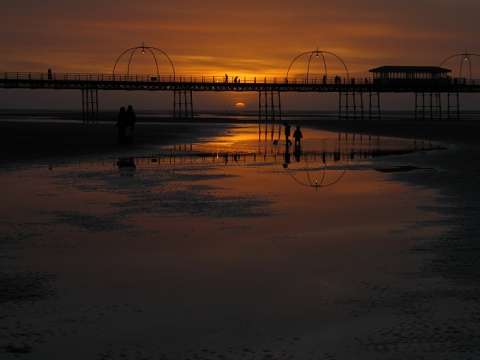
0 124 448 359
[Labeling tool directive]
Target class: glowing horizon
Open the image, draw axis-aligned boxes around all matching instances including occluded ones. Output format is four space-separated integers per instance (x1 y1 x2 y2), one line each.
1 0 480 110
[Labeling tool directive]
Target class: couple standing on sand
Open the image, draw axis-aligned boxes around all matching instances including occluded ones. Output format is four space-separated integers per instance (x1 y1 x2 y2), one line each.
283 121 303 147
116 105 136 144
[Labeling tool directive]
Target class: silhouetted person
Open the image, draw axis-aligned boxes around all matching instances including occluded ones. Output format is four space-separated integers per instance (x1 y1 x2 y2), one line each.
47 68 52 80
225 74 228 83
125 105 136 143
234 76 238 83
116 106 127 143
293 125 303 147
283 121 292 146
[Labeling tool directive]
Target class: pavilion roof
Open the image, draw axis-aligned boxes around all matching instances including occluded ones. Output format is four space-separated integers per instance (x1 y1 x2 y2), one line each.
369 66 451 73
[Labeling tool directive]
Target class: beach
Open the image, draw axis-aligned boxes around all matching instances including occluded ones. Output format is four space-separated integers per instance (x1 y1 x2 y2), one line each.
1 114 480 359
0 118 233 166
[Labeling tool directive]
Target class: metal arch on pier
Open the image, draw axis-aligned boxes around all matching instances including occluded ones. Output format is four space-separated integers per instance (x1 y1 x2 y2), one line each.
112 43 176 78
112 43 186 118
286 48 363 120
439 51 480 82
438 51 480 119
286 48 350 82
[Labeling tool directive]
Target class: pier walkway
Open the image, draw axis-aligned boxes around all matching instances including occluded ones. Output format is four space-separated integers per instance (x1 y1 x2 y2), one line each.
2 71 480 120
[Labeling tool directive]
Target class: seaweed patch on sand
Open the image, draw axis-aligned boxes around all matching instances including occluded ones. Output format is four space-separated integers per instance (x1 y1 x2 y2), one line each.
0 271 56 304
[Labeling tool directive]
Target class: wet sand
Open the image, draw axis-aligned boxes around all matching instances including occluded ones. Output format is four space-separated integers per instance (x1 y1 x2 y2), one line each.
309 118 480 358
0 119 233 166
2 117 479 166
1 116 480 358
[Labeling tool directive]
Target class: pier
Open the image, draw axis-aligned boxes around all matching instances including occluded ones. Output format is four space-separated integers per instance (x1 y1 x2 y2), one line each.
1 48 480 121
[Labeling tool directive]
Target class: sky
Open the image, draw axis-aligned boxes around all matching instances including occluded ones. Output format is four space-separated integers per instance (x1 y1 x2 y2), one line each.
1 0 480 111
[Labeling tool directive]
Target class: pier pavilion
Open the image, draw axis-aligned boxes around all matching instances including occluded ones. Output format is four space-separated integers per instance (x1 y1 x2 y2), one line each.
368 65 463 119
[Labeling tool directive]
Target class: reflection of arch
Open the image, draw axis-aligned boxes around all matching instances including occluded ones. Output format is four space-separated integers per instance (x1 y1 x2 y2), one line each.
283 154 347 190
286 48 349 82
112 43 176 78
439 51 480 82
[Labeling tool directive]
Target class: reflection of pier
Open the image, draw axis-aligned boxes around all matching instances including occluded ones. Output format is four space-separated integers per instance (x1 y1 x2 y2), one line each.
60 136 445 189
74 138 443 170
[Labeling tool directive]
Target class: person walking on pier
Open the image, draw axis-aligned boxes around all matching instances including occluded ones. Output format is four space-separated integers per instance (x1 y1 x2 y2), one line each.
116 106 127 143
293 125 303 147
283 121 292 146
125 105 136 143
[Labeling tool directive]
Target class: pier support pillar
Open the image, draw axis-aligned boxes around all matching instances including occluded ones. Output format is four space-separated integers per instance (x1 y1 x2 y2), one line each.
339 92 363 120
81 87 99 121
174 89 193 119
447 92 460 119
258 91 282 140
415 92 441 120
369 92 381 120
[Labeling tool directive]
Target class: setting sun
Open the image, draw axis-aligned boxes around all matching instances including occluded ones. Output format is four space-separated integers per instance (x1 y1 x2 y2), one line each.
235 102 246 108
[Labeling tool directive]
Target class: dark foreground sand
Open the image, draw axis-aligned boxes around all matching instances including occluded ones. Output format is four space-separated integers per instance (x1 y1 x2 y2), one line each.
0 119 234 166
1 117 480 358
2 116 480 288
2 117 480 164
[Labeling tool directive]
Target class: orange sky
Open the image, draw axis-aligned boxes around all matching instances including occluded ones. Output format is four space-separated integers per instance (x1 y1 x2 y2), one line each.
1 0 480 110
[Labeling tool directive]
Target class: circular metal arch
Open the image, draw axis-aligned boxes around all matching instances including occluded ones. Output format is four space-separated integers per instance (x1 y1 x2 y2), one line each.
439 51 480 82
286 48 349 82
112 43 176 78
283 159 347 190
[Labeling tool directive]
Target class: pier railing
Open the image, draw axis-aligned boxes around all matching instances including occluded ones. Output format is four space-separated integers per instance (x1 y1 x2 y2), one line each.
1 71 364 84
1 71 479 89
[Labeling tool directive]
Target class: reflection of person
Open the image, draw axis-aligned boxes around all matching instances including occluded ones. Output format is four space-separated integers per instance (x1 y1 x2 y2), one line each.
116 157 136 177
294 145 302 162
47 68 52 80
293 126 303 147
116 106 127 143
283 143 291 165
283 122 292 146
125 105 136 143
